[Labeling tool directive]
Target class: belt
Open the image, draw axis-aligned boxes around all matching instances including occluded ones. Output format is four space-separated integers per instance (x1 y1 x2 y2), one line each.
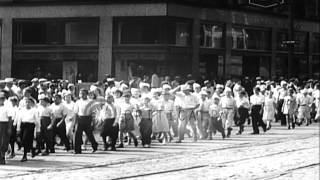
299 104 307 106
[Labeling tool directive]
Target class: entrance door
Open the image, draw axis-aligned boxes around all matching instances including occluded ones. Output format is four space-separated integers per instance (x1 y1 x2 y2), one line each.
242 56 260 78
199 54 218 79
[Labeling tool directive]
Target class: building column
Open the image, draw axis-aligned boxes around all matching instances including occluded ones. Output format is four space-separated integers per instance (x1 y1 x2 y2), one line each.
224 22 232 79
270 27 277 79
98 16 113 81
307 32 313 78
192 18 200 78
1 18 12 79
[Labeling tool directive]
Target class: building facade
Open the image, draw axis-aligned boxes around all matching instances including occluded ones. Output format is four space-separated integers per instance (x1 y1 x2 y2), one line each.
0 0 319 82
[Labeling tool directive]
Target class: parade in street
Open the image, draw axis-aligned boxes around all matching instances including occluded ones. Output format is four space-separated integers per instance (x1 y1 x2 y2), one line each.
0 75 319 165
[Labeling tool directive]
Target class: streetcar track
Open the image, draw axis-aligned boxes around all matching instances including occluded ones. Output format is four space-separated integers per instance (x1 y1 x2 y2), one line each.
3 135 318 179
254 162 320 180
116 146 318 179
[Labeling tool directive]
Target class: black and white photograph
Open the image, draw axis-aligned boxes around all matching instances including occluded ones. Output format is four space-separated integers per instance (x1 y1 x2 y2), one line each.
0 0 319 179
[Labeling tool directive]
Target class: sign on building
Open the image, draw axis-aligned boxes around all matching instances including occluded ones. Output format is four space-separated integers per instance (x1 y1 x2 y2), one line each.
249 0 284 8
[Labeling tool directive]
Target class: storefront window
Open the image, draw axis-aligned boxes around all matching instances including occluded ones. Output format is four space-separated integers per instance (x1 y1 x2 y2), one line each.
200 24 224 48
175 22 191 46
312 33 320 53
313 56 320 78
275 56 288 77
65 21 99 44
14 20 98 45
294 32 308 52
232 28 246 49
116 17 191 46
19 22 47 44
276 31 288 51
277 31 308 52
232 27 270 50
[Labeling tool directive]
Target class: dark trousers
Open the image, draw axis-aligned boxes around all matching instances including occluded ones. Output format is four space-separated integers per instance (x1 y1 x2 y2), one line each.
21 123 35 155
74 116 97 153
237 107 249 132
251 105 266 134
277 99 286 125
0 122 10 160
53 118 70 150
208 117 225 138
100 118 119 148
40 117 53 152
9 123 18 154
139 118 153 145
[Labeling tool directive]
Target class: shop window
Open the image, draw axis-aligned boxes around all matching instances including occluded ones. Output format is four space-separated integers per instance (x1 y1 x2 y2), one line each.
277 31 308 52
232 27 270 50
200 24 224 48
312 33 320 53
294 32 308 52
119 19 163 44
175 22 191 46
275 56 288 77
19 22 47 44
276 31 288 51
65 21 99 44
116 18 191 46
313 56 320 78
232 28 246 49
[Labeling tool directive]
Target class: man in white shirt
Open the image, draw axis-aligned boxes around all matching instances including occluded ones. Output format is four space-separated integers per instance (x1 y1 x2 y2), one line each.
0 93 12 164
250 87 267 134
49 94 70 152
73 89 98 154
173 85 199 143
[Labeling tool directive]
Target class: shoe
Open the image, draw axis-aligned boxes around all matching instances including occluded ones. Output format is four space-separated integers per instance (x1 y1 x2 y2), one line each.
50 149 55 153
41 151 49 156
92 145 98 153
0 158 5 165
74 151 81 154
21 156 27 162
146 144 151 148
104 143 110 151
175 140 182 143
111 146 116 151
117 144 124 148
31 149 36 158
236 131 241 135
250 132 259 135
134 139 138 147
36 149 41 155
8 153 15 159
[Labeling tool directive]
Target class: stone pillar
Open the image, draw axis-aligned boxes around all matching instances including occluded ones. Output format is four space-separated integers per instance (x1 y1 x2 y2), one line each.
307 32 313 78
1 18 12 78
224 22 232 79
270 27 277 79
192 18 200 78
98 16 113 81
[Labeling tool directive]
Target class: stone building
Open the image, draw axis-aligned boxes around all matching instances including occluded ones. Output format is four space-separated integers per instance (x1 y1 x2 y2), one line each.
0 0 319 82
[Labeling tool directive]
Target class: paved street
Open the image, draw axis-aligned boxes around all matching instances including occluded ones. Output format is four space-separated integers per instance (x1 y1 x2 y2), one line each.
1 124 319 180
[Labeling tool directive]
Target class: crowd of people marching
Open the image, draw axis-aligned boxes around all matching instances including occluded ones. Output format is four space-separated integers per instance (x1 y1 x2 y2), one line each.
0 74 319 164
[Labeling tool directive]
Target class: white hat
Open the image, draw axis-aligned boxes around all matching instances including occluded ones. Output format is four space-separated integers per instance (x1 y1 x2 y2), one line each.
141 93 152 100
38 94 46 100
139 82 150 89
199 90 207 96
162 84 171 90
216 84 224 89
181 84 191 91
280 81 287 86
131 88 140 97
193 83 200 89
39 78 47 83
224 87 232 93
4 78 14 83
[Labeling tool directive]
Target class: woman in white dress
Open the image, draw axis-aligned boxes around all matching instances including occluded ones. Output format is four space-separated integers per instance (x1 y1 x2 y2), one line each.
262 90 276 130
63 91 76 148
